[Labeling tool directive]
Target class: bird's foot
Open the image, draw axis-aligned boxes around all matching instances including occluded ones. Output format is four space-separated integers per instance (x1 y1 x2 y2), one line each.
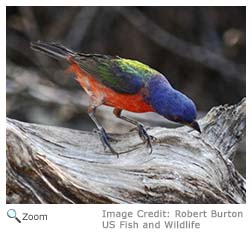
96 127 119 157
93 128 118 142
137 123 155 154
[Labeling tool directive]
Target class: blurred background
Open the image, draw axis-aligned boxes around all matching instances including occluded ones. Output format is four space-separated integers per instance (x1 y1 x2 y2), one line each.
6 6 246 176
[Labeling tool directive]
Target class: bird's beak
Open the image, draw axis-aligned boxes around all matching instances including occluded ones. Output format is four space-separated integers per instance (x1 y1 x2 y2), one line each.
190 120 201 133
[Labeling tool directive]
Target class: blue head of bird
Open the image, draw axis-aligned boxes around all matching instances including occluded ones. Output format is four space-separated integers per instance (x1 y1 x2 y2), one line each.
147 76 201 133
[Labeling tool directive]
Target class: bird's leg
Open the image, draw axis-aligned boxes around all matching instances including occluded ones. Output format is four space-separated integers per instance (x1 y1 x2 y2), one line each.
88 105 119 156
113 108 153 154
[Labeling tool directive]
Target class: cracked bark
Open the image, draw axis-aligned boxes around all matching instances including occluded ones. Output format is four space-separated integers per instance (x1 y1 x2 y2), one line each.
6 98 246 204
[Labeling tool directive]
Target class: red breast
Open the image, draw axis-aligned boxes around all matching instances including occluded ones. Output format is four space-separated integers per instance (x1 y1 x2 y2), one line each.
66 63 154 113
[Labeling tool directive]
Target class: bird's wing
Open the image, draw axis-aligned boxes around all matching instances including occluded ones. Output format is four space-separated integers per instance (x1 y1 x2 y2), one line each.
73 54 161 94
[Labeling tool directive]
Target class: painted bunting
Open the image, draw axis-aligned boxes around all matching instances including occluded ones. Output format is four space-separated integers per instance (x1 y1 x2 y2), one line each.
31 41 201 156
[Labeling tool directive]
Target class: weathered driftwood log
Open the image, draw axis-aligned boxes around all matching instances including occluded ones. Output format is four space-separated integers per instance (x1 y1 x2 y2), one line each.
6 98 246 204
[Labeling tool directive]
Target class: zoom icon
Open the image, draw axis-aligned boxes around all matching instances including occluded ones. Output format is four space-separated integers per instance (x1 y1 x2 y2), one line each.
7 209 21 223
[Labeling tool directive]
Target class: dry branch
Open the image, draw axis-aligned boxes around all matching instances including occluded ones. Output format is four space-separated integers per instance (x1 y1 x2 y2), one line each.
6 99 246 204
115 7 245 82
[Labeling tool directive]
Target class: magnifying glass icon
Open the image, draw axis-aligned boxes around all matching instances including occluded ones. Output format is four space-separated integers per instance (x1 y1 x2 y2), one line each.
7 209 21 223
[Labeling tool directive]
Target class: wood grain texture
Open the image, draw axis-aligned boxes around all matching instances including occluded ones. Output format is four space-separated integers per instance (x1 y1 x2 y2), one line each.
6 98 246 204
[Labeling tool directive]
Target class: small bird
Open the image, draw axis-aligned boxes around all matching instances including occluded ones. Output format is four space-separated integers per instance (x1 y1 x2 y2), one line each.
31 41 201 155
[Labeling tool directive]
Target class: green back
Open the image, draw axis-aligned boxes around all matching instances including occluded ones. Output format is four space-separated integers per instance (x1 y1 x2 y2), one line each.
74 54 162 94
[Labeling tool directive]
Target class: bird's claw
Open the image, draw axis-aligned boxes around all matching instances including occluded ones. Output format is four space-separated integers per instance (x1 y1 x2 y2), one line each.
137 124 153 154
97 127 119 157
93 128 118 142
149 135 157 142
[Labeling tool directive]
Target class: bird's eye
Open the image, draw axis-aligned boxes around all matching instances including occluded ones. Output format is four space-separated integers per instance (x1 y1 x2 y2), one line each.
173 116 181 122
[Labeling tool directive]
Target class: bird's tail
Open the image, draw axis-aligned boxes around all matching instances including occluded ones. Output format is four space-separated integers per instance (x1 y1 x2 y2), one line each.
30 41 75 60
